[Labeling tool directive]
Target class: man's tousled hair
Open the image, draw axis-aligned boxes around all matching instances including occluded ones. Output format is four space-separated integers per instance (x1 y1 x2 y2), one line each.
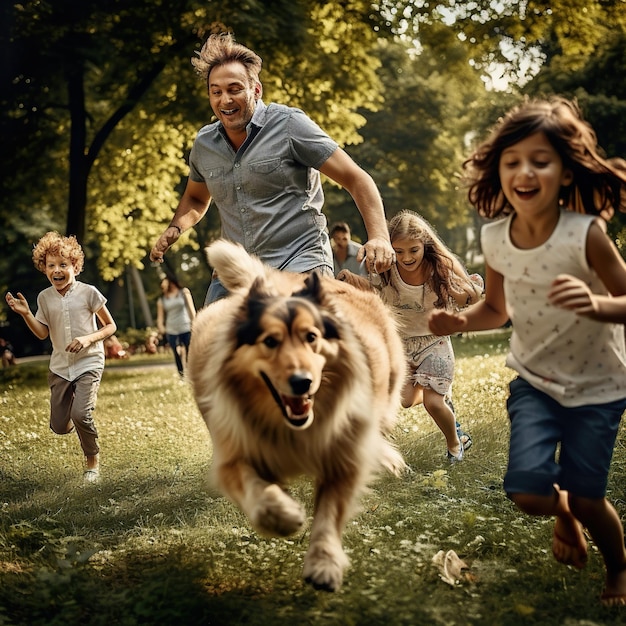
191 32 262 86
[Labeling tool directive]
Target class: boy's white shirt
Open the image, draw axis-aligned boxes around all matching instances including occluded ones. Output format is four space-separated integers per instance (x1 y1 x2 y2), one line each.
35 281 107 381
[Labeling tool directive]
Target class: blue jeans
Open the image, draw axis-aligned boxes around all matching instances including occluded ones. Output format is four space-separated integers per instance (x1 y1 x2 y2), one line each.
166 331 192 375
504 377 626 499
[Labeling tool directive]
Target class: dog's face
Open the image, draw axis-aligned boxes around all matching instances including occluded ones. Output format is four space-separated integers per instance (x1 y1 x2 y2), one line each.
231 274 340 430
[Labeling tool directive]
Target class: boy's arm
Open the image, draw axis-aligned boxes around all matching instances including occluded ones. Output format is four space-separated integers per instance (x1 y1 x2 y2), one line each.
67 304 117 353
5 292 49 339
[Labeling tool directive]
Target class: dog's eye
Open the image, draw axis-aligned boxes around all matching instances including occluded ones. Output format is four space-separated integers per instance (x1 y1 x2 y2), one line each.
305 332 318 344
263 336 279 349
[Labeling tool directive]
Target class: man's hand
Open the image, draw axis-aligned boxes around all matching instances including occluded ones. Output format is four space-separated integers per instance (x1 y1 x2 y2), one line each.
150 227 181 263
358 237 396 274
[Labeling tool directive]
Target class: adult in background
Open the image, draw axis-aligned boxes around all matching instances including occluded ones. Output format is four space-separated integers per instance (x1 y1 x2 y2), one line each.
0 336 17 367
156 276 196 378
330 221 368 277
149 32 395 303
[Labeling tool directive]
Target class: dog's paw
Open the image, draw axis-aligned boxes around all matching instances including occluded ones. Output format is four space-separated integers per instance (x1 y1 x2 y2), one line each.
381 442 407 477
250 484 306 537
303 540 350 592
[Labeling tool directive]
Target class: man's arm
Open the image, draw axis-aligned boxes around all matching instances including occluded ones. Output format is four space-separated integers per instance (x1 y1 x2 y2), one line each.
320 148 394 274
150 179 212 263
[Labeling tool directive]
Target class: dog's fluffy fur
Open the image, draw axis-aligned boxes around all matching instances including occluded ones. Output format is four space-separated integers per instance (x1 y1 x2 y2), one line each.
187 240 407 591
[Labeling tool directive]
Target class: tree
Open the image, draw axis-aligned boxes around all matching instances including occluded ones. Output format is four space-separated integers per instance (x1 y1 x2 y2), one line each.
1 0 396 346
326 31 488 258
1 0 391 283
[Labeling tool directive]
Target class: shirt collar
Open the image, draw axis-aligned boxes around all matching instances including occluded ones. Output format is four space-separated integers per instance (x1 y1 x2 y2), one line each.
249 99 267 129
59 280 78 298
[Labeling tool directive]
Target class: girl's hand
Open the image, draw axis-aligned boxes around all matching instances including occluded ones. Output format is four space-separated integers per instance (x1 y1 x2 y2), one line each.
428 310 468 336
5 292 31 316
469 273 485 291
66 337 91 353
548 274 596 316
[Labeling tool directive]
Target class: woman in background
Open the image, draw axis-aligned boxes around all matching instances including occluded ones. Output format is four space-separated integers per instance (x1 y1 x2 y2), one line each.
156 276 196 378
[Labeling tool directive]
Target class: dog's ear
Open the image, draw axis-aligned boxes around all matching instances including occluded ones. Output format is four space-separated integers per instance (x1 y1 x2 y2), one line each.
295 273 341 341
320 310 341 340
248 275 274 299
295 271 323 303
235 277 274 346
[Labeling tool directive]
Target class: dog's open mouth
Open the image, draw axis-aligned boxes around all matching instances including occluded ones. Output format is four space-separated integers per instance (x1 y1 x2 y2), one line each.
261 373 314 430
281 395 313 427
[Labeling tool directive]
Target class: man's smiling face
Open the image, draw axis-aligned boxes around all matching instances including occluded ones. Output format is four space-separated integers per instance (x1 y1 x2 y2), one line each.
208 62 260 139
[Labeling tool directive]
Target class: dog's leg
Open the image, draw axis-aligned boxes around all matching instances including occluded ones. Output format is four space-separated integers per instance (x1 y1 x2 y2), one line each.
302 479 356 592
217 462 306 537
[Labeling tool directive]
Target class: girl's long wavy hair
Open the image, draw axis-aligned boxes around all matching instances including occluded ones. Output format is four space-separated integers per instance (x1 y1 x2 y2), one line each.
464 96 626 220
387 210 460 308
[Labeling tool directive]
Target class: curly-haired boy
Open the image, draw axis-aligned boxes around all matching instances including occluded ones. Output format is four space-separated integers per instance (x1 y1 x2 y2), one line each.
6 232 117 483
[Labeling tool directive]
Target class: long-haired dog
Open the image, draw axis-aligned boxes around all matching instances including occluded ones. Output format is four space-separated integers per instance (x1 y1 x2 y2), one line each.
187 240 407 591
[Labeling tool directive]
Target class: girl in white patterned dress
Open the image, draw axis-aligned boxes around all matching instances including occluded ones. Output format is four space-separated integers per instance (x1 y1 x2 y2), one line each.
380 210 483 462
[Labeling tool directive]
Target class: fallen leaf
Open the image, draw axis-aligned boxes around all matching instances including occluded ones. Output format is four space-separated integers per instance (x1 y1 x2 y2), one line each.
431 549 469 586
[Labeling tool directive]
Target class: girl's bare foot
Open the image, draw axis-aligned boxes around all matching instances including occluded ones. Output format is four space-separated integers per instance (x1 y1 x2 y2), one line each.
552 515 587 569
601 566 626 607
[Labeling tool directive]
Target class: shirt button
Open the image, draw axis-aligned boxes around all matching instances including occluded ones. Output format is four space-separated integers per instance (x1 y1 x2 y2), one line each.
234 162 240 168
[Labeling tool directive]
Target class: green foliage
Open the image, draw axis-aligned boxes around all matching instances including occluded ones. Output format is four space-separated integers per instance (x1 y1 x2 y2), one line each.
87 112 196 280
334 36 487 256
3 0 626 332
262 1 384 146
2 337 626 624
1 0 396 285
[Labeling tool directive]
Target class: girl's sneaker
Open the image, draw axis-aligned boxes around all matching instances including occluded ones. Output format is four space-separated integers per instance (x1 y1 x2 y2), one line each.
83 468 100 484
446 443 464 463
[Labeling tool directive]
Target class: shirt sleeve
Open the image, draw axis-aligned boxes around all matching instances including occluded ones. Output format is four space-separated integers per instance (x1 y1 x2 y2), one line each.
287 108 338 169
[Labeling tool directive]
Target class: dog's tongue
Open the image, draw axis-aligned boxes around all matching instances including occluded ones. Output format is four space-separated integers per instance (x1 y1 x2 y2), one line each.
283 396 312 419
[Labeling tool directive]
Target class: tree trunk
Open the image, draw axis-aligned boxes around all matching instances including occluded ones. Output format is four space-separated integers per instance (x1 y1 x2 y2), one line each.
65 50 88 241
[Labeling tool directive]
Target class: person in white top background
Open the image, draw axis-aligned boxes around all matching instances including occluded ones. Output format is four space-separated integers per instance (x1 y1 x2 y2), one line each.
5 232 117 484
429 96 626 607
156 275 196 378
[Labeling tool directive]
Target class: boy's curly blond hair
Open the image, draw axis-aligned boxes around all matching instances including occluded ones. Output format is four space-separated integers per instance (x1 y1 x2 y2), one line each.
32 232 85 274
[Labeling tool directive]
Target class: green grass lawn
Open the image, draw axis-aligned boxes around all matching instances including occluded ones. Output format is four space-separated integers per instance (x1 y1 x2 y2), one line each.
1 332 625 625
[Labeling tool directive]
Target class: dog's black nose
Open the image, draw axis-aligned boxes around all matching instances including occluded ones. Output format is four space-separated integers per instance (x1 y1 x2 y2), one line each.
289 373 312 395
